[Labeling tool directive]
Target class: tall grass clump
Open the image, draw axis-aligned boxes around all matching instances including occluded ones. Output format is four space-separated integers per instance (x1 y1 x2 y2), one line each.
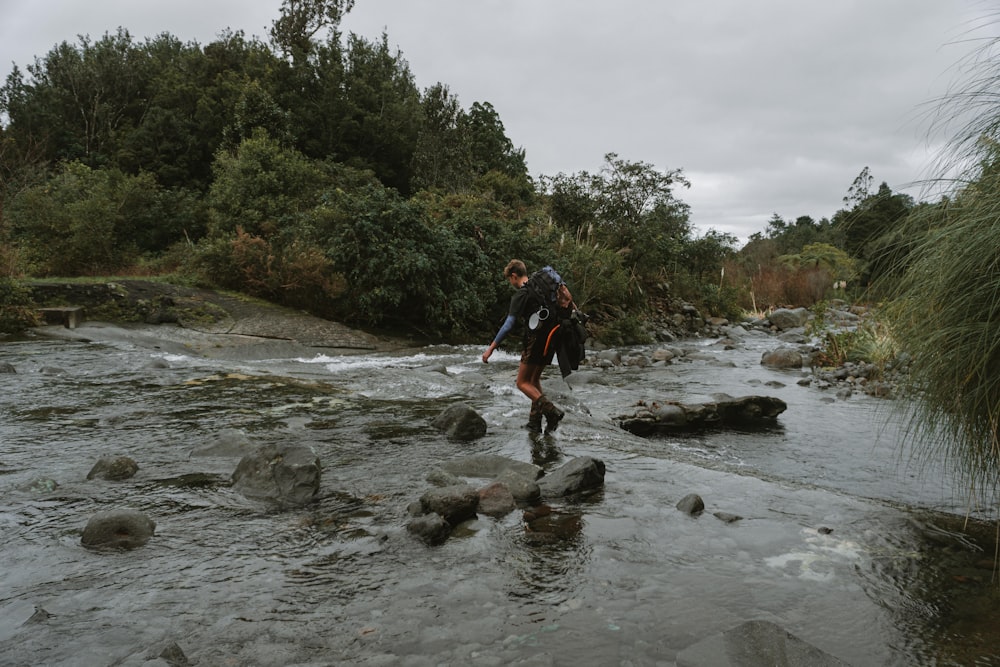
886 23 1000 500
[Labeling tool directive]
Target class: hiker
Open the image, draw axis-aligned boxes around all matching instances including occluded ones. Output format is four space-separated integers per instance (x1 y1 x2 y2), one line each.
482 259 565 434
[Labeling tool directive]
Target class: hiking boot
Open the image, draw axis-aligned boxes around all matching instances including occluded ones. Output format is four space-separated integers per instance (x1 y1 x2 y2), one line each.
525 401 543 433
538 396 565 434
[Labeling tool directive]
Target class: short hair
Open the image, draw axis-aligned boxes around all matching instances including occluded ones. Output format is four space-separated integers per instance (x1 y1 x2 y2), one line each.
503 259 527 279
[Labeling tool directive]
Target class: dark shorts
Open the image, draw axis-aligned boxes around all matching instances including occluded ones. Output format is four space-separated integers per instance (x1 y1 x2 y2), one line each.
521 325 558 366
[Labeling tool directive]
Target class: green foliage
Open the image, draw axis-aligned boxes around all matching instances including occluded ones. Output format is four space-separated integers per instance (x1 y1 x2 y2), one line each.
207 129 336 238
831 181 914 286
694 283 743 321
269 0 355 61
337 32 422 193
0 278 39 333
595 314 653 346
777 242 856 281
8 161 168 275
318 184 497 336
542 153 692 280
812 319 897 372
883 161 1000 492
411 83 473 193
195 227 342 310
0 246 38 334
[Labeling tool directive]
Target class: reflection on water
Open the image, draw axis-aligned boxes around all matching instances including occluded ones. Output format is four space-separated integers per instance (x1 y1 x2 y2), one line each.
0 332 998 665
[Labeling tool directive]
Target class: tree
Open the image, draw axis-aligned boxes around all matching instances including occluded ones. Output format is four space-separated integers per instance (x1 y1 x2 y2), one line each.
1 29 149 168
339 33 421 193
222 78 293 149
843 165 873 208
207 129 336 238
833 181 913 285
270 0 355 63
7 161 161 275
463 101 528 180
411 83 473 193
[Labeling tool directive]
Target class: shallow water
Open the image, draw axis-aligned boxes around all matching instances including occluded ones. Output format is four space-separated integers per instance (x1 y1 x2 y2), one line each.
0 327 998 666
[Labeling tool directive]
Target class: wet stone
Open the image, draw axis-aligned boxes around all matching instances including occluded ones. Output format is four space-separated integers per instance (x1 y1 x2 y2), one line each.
81 509 155 550
86 456 139 481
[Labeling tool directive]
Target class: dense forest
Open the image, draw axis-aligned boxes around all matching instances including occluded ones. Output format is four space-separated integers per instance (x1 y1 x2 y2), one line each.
2 0 999 501
0 0 920 341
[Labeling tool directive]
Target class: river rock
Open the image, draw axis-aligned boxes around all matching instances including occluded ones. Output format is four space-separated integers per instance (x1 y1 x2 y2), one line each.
156 641 190 666
497 468 542 505
676 493 705 516
231 443 321 505
676 619 848 666
442 454 543 480
767 307 811 331
419 484 479 524
0 362 15 373
477 481 517 517
651 347 676 362
190 428 254 457
407 513 452 545
537 456 605 498
761 347 804 369
19 477 59 494
615 395 787 435
86 455 139 481
432 402 487 441
426 469 463 487
81 509 155 550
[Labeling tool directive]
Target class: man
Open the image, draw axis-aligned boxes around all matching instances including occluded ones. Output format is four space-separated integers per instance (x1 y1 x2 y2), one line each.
482 259 565 434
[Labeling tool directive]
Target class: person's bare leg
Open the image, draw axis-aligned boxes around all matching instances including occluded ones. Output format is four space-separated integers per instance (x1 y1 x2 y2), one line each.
519 363 545 432
516 362 543 402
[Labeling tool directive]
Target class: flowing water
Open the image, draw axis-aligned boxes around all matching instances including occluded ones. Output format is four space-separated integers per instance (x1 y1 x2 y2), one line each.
1 324 998 666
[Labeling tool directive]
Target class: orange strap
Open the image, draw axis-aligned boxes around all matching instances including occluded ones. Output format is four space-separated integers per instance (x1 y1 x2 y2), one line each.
543 324 561 356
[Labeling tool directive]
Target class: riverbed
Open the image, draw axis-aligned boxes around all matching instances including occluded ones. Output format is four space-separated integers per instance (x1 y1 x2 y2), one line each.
0 322 997 666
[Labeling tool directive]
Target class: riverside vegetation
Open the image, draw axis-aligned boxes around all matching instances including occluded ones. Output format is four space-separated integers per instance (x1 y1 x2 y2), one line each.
2 1 1000 518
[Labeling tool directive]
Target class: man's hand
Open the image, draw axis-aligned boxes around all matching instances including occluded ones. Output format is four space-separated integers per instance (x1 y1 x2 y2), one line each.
482 342 497 363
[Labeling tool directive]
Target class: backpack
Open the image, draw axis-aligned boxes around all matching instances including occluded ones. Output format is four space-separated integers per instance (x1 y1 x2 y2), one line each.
525 265 574 330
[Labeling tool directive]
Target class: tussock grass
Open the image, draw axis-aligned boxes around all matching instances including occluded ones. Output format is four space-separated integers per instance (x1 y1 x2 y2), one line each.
886 190 1000 501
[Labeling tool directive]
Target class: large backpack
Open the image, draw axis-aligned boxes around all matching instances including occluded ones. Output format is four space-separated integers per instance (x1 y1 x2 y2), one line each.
525 265 574 328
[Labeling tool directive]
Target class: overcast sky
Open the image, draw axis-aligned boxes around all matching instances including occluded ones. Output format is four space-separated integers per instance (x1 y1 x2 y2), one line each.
0 1 994 243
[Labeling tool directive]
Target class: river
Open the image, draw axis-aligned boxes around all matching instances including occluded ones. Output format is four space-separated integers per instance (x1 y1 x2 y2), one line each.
0 322 997 666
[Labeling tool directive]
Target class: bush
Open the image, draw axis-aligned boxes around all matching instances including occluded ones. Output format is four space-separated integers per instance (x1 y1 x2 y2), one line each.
7 162 169 276
596 314 653 346
190 227 344 313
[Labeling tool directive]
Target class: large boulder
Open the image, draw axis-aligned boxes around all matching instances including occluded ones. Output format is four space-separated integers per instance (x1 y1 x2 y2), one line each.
537 457 605 498
432 403 487 441
761 347 805 369
81 509 155 550
616 396 787 436
767 307 810 331
231 443 321 506
441 454 542 480
676 619 848 666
